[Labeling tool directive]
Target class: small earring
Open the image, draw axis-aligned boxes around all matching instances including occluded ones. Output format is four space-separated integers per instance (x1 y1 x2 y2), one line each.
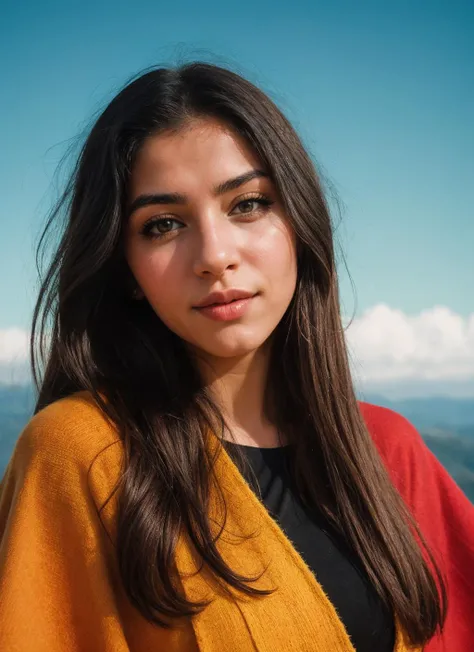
132 287 142 300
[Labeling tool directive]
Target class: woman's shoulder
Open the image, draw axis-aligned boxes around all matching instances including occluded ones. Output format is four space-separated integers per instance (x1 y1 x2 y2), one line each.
357 400 427 491
14 390 120 464
1 390 124 510
358 399 422 453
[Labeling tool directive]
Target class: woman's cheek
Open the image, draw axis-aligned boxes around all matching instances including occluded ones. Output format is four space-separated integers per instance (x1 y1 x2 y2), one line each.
138 251 181 307
249 220 296 272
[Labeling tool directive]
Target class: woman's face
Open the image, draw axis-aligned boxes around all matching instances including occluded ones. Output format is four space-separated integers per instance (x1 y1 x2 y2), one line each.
125 118 297 361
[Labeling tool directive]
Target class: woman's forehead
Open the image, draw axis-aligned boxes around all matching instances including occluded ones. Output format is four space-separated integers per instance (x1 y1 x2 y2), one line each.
129 119 265 197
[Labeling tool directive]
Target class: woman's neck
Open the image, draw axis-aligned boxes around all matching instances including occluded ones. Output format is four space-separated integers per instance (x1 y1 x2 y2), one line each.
194 343 283 447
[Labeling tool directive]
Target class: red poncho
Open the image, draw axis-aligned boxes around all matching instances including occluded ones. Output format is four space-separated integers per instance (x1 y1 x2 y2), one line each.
360 401 474 651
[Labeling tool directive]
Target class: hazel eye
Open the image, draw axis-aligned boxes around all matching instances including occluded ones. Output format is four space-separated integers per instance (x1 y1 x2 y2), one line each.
153 218 175 234
235 200 260 214
230 196 273 216
140 217 183 239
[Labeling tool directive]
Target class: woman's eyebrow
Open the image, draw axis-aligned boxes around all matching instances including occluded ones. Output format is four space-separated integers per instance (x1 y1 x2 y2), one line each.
127 168 269 218
214 168 268 195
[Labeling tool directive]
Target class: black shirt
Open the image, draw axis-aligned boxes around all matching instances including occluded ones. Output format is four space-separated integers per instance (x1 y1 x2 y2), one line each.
223 441 396 652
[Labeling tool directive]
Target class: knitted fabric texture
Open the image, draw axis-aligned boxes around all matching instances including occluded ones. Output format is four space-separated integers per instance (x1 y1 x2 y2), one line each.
1 391 473 650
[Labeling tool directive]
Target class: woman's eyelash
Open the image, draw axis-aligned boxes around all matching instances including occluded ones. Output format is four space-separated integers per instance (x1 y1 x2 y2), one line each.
140 217 183 239
231 194 274 214
139 194 274 240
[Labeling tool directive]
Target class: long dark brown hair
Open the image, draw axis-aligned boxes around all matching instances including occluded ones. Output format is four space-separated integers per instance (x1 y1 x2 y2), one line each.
31 62 447 644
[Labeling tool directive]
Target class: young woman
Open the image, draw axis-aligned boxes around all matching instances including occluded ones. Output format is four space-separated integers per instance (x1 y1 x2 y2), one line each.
1 62 473 652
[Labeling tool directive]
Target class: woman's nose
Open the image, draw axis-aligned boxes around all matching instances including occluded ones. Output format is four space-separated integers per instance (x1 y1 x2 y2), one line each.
192 218 241 278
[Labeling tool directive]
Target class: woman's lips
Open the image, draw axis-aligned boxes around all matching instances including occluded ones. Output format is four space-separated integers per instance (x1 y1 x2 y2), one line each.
193 295 256 321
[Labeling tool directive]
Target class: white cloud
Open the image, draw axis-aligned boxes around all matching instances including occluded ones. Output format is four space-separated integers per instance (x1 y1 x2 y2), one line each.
345 304 474 398
0 328 30 384
1 306 474 397
0 328 29 362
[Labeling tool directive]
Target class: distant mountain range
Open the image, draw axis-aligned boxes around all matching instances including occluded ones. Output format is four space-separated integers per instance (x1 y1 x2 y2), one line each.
1 384 474 502
361 392 474 431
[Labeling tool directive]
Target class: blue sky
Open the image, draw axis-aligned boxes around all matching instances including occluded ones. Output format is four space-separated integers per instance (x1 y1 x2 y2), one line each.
0 0 473 396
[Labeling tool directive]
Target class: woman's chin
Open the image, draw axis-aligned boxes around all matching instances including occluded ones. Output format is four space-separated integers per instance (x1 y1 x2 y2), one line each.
190 335 269 361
